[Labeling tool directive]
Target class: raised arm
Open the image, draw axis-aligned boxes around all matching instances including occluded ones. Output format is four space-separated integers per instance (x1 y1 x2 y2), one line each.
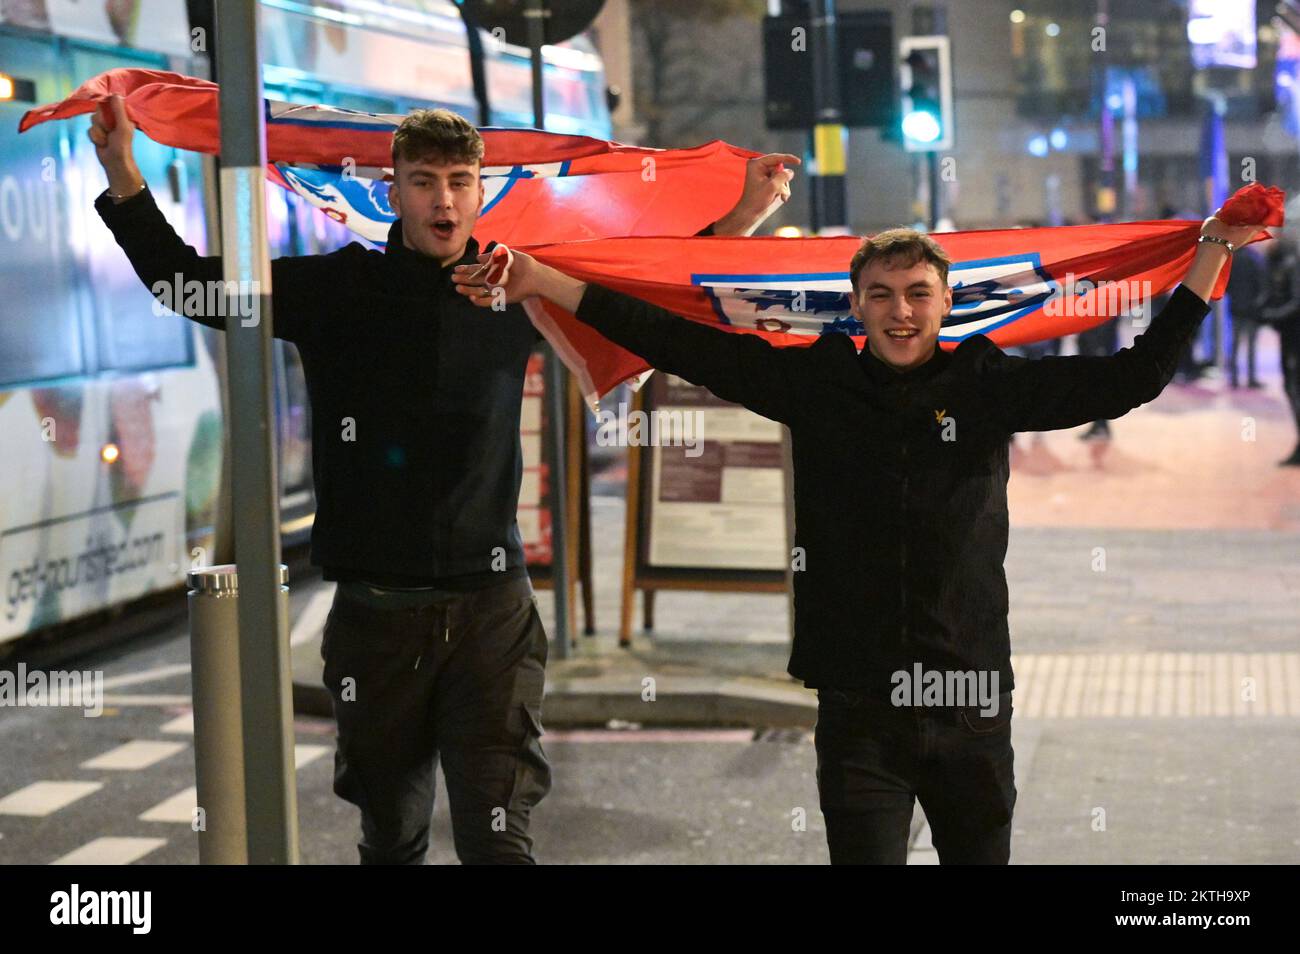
453 249 811 424
990 213 1267 433
89 94 336 345
988 285 1207 432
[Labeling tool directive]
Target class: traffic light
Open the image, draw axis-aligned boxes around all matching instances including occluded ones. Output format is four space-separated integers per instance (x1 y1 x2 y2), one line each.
899 35 953 152
762 11 896 131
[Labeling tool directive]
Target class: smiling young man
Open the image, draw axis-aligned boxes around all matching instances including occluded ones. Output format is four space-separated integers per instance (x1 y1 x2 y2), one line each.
89 96 794 864
454 216 1265 864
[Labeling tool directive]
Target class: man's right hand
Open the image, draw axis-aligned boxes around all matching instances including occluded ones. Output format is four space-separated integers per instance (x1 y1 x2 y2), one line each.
87 94 144 201
453 247 588 314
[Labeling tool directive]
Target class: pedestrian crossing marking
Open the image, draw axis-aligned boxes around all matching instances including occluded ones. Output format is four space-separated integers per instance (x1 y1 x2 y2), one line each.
0 780 102 817
294 744 330 769
160 712 194 734
99 664 191 691
136 745 331 824
139 787 196 824
81 740 187 771
50 836 166 865
101 694 191 706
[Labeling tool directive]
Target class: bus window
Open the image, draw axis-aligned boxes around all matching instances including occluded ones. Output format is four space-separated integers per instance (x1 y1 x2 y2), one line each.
69 46 194 373
329 90 398 115
0 33 86 387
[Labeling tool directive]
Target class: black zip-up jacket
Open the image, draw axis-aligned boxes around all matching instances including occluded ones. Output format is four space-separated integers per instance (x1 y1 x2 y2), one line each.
575 282 1211 690
96 186 539 588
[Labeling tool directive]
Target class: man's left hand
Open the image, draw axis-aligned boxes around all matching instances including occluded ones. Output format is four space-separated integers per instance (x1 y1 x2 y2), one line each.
1201 212 1267 250
712 153 801 237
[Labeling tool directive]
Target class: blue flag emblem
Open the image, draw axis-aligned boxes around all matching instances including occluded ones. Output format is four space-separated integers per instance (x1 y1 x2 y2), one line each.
692 252 1059 341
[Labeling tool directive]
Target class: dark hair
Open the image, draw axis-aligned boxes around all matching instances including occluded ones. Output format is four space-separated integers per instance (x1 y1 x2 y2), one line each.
849 228 951 294
391 108 484 168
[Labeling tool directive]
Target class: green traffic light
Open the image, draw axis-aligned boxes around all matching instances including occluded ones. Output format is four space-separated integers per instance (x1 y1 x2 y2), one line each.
902 109 942 143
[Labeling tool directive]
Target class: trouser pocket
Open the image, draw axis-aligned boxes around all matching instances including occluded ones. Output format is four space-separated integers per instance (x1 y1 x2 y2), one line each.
509 703 552 812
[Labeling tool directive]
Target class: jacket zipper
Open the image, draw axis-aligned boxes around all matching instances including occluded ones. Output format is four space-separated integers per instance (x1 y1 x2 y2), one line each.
900 438 909 644
900 385 910 645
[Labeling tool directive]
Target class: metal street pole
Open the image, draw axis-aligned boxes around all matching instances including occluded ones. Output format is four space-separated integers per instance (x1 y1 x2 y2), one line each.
1199 91 1229 368
528 0 546 129
214 0 299 864
927 151 940 230
923 6 949 230
454 1 493 125
1095 0 1116 223
809 0 847 232
527 0 572 657
1120 73 1138 221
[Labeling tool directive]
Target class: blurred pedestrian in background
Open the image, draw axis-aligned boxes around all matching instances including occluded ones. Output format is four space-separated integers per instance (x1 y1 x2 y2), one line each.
1259 238 1300 466
1227 242 1265 389
1076 315 1119 442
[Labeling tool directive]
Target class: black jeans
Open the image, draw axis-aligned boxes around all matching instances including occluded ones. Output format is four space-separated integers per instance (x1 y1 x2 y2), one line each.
320 574 551 864
814 688 1016 864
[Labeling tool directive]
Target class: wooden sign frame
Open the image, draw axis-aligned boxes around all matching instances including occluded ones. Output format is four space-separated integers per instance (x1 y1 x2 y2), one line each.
618 383 793 646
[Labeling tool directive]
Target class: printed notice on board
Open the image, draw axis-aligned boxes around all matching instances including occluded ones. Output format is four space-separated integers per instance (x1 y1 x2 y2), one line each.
646 374 786 571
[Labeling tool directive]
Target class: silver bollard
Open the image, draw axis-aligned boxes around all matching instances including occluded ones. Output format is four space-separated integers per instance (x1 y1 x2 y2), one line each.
186 564 289 864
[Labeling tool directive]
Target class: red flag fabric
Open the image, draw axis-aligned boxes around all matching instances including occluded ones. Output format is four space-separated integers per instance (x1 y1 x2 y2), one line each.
23 69 1283 409
18 67 751 172
19 67 759 248
20 69 772 402
1218 183 1285 227
519 190 1282 403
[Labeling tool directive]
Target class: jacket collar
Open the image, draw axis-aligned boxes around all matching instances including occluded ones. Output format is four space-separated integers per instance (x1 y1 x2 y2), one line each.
858 337 950 386
384 219 481 278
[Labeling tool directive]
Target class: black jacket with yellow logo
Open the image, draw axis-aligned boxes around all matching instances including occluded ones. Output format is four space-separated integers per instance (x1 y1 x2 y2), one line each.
575 282 1210 691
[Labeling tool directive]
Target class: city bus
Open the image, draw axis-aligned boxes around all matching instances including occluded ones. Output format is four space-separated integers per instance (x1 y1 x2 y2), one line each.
0 0 611 653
